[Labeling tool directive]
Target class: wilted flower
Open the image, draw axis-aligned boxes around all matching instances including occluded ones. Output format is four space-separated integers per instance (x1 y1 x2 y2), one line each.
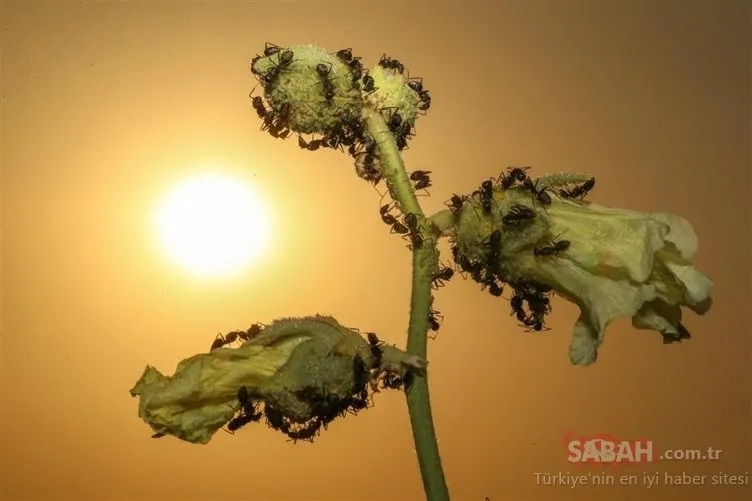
130 316 425 444
445 171 713 366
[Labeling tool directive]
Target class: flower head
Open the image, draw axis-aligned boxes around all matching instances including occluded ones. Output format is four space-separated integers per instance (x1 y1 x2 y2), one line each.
445 171 713 366
130 316 425 443
248 44 429 183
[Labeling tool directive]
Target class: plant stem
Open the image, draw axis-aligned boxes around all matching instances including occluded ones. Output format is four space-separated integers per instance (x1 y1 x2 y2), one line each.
364 109 451 501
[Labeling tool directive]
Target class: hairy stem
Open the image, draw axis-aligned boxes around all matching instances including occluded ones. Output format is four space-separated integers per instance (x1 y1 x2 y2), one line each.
363 108 450 501
427 209 455 239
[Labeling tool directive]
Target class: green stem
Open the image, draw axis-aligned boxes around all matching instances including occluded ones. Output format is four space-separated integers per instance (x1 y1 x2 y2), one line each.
364 109 451 501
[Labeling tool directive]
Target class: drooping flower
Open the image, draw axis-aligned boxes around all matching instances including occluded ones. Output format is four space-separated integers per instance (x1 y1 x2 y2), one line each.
130 316 425 444
444 171 712 366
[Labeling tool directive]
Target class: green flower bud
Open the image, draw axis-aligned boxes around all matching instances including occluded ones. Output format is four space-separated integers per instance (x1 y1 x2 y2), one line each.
251 44 363 135
447 173 713 366
364 65 421 126
130 315 425 444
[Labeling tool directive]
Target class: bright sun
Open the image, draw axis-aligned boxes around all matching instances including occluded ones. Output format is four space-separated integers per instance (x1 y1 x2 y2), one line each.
154 172 271 278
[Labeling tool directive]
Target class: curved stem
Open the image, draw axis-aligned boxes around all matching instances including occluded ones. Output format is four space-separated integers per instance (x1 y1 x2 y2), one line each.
363 109 450 501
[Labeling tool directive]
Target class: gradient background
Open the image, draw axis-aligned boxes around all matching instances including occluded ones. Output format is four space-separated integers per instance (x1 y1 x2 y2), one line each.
2 1 750 500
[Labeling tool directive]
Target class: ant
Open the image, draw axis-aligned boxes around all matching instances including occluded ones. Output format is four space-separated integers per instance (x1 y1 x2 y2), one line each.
417 89 431 111
335 48 353 61
209 332 232 351
510 294 528 323
410 170 432 191
502 204 537 226
263 42 282 57
445 194 465 213
526 296 551 331
251 96 269 121
262 50 294 85
287 419 322 443
354 152 382 184
379 202 399 226
534 239 571 257
336 49 364 83
486 230 502 264
378 54 405 73
479 179 496 213
522 178 552 206
476 269 504 297
227 386 263 432
151 432 166 439
486 279 504 297
366 332 384 367
407 78 424 94
380 204 408 234
387 110 403 133
432 266 455 289
394 122 413 150
428 308 444 334
315 62 336 103
403 212 424 249
500 166 530 189
361 73 376 93
298 136 323 151
241 323 264 341
559 177 596 200
263 404 291 433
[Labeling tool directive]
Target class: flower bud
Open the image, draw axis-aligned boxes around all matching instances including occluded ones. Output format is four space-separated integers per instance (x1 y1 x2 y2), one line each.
449 173 713 366
251 44 363 135
130 315 425 444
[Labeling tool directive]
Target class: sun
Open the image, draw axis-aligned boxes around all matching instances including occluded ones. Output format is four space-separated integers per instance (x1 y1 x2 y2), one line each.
154 172 271 278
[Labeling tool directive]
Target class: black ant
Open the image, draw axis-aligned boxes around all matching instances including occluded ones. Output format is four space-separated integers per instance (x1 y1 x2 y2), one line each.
417 89 431 111
510 294 527 323
336 48 363 82
335 48 353 62
500 166 530 189
315 62 336 103
263 404 290 433
403 213 424 249
354 152 382 184
227 387 263 432
502 204 537 226
263 42 282 57
559 177 596 200
262 50 294 86
410 170 432 191
479 179 495 213
445 194 465 213
287 419 322 443
151 432 166 439
240 323 264 342
361 73 376 93
379 202 399 226
251 96 269 120
209 333 225 351
534 239 571 257
224 331 241 345
432 266 454 289
394 122 413 150
366 332 384 367
486 280 504 297
428 308 443 334
378 54 405 73
298 136 323 151
407 78 424 93
522 178 552 206
486 230 502 264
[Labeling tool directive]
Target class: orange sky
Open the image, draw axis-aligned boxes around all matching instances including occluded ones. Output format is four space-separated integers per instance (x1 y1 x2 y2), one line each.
2 1 750 500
